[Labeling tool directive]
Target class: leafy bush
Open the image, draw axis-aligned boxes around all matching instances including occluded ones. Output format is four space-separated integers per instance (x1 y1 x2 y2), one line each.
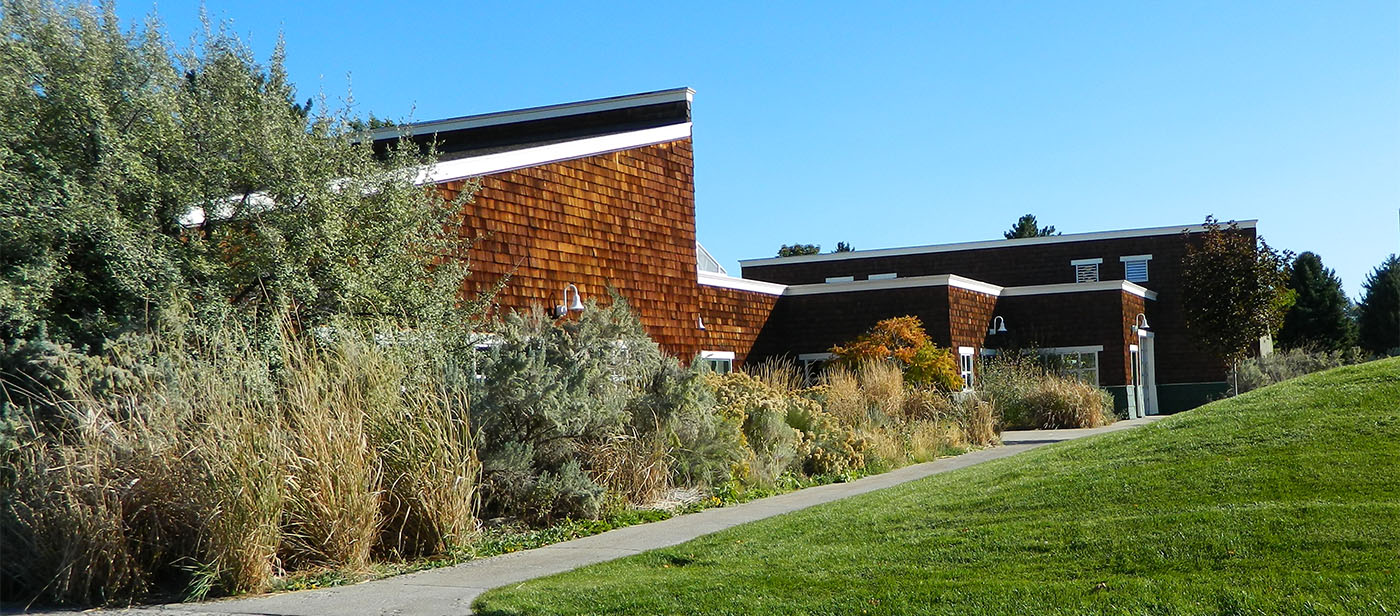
1229 347 1368 394
829 316 961 390
705 372 802 484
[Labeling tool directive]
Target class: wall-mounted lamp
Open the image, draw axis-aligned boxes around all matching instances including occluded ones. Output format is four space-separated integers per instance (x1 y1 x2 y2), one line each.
554 283 585 318
987 316 1008 336
1131 313 1150 334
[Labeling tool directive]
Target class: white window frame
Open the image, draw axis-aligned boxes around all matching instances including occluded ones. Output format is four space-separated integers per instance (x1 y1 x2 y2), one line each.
958 346 976 390
798 352 834 384
867 272 898 281
699 350 735 374
1038 345 1102 386
1071 258 1102 284
1120 254 1152 283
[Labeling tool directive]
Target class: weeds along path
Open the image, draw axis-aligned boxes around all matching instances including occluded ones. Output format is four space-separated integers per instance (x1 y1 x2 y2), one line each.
62 419 1158 616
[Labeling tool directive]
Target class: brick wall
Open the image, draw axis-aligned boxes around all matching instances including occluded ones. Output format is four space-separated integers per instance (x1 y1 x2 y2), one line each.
437 140 702 358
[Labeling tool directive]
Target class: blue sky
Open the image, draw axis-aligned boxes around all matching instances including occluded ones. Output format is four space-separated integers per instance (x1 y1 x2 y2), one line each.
122 1 1398 298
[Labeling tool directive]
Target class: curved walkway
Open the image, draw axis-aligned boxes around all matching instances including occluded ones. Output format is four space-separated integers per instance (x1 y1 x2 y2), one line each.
75 417 1162 616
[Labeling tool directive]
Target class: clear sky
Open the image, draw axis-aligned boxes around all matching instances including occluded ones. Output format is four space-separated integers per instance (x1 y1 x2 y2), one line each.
120 1 1399 299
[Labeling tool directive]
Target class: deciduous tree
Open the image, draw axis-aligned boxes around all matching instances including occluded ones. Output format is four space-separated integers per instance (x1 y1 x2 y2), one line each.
777 244 820 257
1180 217 1294 367
829 316 961 390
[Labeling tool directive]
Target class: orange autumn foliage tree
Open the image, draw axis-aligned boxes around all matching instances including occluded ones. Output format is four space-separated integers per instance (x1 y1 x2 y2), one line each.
829 316 962 391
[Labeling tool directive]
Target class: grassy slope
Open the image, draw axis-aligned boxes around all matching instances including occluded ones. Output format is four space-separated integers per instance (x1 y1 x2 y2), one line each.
476 359 1400 615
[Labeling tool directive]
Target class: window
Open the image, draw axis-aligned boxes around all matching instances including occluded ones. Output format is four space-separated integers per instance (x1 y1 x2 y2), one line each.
867 272 897 281
1120 254 1152 283
1040 347 1101 385
798 352 834 384
1071 258 1102 283
824 276 854 284
699 350 734 374
958 347 975 390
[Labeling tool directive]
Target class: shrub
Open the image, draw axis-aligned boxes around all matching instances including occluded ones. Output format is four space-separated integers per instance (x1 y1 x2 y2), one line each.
829 316 961 390
706 372 802 484
1229 347 1368 394
980 354 1112 430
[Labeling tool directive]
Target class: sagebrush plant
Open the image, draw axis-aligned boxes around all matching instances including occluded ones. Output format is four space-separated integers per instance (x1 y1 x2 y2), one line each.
1229 347 1368 394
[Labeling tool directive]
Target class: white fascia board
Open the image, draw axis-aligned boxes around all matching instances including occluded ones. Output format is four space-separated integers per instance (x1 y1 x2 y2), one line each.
1000 280 1158 300
697 271 788 296
699 350 735 360
1119 254 1153 262
739 220 1258 267
1070 258 1104 266
416 123 693 185
782 274 1004 297
370 88 694 142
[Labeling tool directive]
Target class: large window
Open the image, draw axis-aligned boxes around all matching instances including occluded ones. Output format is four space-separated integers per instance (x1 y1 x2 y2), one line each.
1042 348 1100 385
798 352 834 384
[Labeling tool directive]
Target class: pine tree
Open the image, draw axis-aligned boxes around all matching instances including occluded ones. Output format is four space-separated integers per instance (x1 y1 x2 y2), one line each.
1277 252 1357 350
1357 255 1400 355
1004 214 1058 239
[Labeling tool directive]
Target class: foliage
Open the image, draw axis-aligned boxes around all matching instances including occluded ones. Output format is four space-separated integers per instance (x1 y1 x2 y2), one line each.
478 359 1400 615
1003 213 1058 239
705 372 803 484
1180 216 1295 366
829 316 961 390
979 352 1113 429
0 0 476 351
1357 255 1400 355
1278 251 1357 350
1228 347 1368 394
776 243 820 257
832 241 855 253
0 312 481 605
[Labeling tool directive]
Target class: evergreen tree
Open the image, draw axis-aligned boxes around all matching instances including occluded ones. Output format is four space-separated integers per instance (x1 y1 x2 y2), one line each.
1277 252 1357 350
1357 255 1400 355
833 241 854 253
1004 214 1058 239
777 243 820 257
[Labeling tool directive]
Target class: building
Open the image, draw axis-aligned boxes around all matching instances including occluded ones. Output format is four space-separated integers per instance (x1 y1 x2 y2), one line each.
374 88 1253 415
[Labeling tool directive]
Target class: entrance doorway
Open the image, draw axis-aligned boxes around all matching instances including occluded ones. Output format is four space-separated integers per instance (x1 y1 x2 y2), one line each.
1138 332 1159 415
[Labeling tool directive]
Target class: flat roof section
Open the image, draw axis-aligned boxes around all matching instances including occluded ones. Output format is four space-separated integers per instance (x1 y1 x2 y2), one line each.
739 220 1258 267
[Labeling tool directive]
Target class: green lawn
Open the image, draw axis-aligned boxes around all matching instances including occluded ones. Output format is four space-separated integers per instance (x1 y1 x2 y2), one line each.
475 358 1400 615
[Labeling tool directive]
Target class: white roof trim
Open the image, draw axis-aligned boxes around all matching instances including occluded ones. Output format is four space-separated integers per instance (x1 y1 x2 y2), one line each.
1119 254 1154 262
1070 258 1103 266
370 88 693 142
698 270 788 295
783 274 1004 297
739 220 1258 267
1001 280 1158 300
416 123 692 185
776 275 1157 300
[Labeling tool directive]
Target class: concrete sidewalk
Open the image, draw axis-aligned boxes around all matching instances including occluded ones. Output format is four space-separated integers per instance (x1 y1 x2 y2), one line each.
71 417 1161 616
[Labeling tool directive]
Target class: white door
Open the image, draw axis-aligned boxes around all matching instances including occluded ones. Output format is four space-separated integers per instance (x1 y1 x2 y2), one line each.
1140 332 1159 415
1130 345 1142 419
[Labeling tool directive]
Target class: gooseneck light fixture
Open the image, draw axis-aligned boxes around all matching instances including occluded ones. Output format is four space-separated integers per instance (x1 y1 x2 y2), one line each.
987 316 1008 336
554 283 585 318
1132 313 1150 334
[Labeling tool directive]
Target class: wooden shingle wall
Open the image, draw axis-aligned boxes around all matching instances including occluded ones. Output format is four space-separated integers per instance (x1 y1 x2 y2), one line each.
436 140 702 358
947 287 1000 350
697 285 780 365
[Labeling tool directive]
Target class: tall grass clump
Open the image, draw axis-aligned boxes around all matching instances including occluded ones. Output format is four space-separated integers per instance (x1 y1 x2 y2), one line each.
0 313 481 606
979 353 1113 429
